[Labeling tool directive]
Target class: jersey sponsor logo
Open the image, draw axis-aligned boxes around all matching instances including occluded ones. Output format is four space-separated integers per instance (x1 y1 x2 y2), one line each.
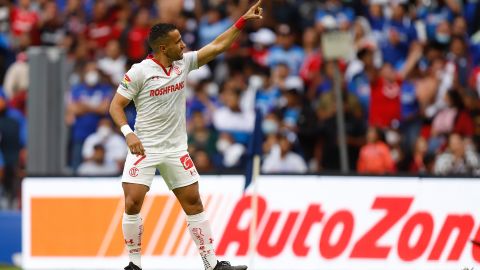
129 167 139 177
173 66 182 75
121 74 131 89
149 82 185 96
180 154 194 170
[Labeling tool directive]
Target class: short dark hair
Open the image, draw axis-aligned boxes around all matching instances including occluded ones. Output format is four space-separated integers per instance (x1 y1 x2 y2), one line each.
148 23 177 52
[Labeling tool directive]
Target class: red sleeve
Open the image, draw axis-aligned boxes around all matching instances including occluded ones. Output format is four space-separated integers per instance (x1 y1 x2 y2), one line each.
9 7 16 24
454 111 474 137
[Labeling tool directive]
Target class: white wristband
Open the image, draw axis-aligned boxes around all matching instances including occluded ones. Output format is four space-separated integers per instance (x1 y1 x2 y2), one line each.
120 124 133 137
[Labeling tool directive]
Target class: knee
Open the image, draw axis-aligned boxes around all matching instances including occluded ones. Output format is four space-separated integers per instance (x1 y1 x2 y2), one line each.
125 197 142 214
182 195 204 214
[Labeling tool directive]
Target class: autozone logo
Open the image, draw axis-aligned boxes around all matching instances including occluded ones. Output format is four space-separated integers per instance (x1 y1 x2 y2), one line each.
217 196 480 263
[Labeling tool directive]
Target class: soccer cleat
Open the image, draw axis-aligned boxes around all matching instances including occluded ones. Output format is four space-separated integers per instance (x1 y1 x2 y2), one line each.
124 262 142 270
213 260 248 270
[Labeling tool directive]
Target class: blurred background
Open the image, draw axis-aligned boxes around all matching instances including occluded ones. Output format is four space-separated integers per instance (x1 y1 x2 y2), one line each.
1 0 480 269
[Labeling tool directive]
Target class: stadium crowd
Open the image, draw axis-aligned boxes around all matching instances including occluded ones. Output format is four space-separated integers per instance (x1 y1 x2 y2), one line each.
1 0 480 207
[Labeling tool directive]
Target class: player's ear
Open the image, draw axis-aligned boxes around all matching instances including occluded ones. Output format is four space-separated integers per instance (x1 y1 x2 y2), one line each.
159 44 166 53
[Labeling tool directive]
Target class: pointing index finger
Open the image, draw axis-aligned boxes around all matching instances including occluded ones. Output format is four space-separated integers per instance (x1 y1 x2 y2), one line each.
253 0 262 8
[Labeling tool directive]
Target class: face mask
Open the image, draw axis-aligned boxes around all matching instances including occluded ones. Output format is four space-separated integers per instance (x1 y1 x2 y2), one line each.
206 83 219 97
97 126 112 139
85 71 99 86
216 139 231 153
262 119 279 135
278 96 287 108
386 130 400 145
435 33 451 44
249 75 264 90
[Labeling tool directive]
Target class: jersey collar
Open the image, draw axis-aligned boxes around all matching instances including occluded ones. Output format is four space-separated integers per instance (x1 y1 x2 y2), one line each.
147 54 173 76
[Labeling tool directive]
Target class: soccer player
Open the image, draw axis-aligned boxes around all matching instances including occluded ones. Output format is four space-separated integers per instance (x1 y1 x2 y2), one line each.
108 1 263 270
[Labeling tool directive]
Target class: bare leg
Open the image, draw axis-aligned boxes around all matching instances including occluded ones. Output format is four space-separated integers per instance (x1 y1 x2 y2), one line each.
172 181 203 215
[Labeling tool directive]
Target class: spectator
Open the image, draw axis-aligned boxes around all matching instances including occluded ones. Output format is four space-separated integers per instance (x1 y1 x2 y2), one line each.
267 0 301 29
197 6 232 48
315 0 354 32
448 35 470 88
309 60 335 99
97 39 127 85
0 0 11 51
82 117 126 173
254 67 281 115
399 69 421 152
186 80 218 125
3 52 28 114
357 126 395 174
369 62 403 129
212 86 254 144
0 90 22 207
261 112 281 137
351 17 375 53
77 144 119 176
66 61 112 172
262 132 307 173
315 82 366 171
63 0 87 36
347 44 376 116
267 24 305 75
38 0 65 46
188 110 218 156
175 11 198 51
157 0 183 24
434 133 480 175
369 43 422 129
191 149 214 173
277 78 318 164
215 132 246 171
429 89 475 152
452 16 468 38
383 2 417 67
366 0 385 33
278 79 305 131
299 27 322 89
10 0 39 44
121 7 150 64
249 27 276 67
410 137 429 174
84 0 120 51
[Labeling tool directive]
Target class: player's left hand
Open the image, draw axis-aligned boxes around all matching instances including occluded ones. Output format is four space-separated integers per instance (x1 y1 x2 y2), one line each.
243 0 263 20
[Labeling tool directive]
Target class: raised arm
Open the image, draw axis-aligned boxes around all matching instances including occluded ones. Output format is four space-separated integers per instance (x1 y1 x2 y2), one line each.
398 42 423 79
197 0 263 67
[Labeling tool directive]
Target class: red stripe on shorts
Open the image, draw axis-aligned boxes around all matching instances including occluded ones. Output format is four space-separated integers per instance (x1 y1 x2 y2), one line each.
133 155 146 166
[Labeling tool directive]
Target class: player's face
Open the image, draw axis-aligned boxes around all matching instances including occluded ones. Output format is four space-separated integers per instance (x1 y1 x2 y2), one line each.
165 30 186 61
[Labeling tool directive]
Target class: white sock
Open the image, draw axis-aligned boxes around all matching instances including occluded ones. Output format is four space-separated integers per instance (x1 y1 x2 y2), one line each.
187 212 218 270
122 213 143 268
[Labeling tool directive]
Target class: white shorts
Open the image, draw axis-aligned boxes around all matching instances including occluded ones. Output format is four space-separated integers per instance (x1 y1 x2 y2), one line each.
121 151 200 190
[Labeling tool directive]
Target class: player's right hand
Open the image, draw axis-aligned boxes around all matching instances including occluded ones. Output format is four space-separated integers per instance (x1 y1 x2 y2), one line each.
243 0 263 20
126 133 145 156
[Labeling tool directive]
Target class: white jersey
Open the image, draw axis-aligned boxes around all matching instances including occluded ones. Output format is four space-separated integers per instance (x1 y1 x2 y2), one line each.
117 51 198 153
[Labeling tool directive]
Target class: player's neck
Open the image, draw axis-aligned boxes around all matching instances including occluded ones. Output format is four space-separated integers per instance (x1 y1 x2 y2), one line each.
153 53 173 68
